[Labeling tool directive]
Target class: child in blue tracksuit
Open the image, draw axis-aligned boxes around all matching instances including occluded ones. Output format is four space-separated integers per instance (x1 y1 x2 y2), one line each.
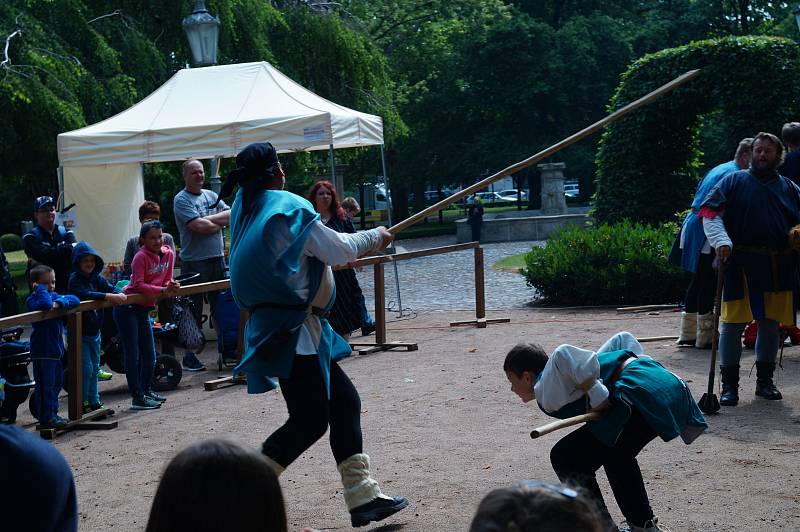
68 242 127 413
27 265 80 429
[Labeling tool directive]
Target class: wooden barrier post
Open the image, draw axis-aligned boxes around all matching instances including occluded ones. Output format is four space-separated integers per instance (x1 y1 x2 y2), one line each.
374 262 386 344
450 245 510 329
67 312 82 421
474 246 486 322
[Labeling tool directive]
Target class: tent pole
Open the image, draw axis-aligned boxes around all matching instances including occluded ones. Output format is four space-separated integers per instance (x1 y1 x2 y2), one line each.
329 144 343 199
57 166 65 211
380 144 404 317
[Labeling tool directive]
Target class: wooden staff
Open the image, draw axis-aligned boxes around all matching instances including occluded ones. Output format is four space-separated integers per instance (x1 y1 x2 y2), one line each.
389 69 701 235
530 412 602 439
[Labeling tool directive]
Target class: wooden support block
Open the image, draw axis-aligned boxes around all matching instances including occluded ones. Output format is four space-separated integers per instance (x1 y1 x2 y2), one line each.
203 373 248 391
449 317 511 328
38 407 116 439
348 341 418 356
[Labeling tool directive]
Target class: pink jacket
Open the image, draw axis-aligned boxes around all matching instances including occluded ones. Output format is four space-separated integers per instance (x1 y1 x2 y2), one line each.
126 245 175 307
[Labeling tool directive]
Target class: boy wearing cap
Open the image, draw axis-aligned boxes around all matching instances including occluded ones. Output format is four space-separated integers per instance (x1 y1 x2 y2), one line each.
23 196 76 294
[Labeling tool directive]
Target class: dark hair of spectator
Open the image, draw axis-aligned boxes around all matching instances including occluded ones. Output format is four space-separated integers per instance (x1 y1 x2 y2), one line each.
469 482 605 532
307 180 345 220
138 201 161 223
781 122 800 147
503 343 549 377
145 439 288 532
29 265 55 284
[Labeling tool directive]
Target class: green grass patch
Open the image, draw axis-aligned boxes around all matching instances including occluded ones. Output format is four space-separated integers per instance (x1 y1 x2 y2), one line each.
492 252 527 273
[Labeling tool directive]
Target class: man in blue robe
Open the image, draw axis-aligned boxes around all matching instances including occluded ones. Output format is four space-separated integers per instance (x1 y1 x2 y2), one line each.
217 142 408 529
672 138 751 348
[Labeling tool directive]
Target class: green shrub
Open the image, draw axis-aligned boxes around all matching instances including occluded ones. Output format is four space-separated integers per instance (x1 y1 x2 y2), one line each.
522 221 688 306
0 233 23 252
595 36 800 226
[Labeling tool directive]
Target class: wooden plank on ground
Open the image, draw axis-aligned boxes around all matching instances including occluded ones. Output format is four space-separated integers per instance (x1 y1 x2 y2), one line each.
37 407 116 440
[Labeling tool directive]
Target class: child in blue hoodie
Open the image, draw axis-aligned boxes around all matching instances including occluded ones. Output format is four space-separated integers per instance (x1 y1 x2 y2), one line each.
68 242 127 413
27 265 80 429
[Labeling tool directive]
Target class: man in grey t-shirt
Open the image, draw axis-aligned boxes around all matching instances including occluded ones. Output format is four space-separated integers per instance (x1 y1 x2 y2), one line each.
173 159 230 371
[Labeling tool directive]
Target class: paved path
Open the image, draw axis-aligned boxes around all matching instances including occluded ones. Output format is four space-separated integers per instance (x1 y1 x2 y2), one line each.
356 235 542 312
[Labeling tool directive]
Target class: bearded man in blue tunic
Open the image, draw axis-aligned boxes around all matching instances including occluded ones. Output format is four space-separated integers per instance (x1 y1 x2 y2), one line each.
216 142 408 528
701 131 800 406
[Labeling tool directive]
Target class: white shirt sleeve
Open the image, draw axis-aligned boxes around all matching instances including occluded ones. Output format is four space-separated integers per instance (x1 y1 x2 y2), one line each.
703 216 732 250
303 220 383 266
534 345 609 413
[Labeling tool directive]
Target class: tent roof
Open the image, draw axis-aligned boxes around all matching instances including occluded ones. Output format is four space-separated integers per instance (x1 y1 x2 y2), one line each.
57 61 383 167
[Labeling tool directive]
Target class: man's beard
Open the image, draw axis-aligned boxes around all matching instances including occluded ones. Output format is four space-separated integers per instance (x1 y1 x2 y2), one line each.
751 159 780 179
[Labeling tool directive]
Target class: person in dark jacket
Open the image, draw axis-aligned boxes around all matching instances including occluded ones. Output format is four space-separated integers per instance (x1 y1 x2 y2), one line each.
0 424 78 532
23 196 76 294
68 242 127 412
26 265 80 429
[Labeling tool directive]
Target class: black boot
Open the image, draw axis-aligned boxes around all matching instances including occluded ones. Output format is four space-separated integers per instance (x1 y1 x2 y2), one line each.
719 365 739 406
755 361 782 400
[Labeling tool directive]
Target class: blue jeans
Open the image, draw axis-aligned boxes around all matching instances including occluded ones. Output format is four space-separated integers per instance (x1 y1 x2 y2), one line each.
114 305 156 399
32 359 62 422
82 332 101 405
719 319 780 366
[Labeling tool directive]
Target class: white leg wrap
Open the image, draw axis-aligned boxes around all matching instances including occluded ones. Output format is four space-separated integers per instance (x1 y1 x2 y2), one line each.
338 453 384 510
696 312 715 348
676 312 697 343
262 455 285 477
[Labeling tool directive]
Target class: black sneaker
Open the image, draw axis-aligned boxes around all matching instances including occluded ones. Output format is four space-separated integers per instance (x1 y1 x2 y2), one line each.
146 391 167 403
361 323 376 336
182 352 206 372
350 495 408 528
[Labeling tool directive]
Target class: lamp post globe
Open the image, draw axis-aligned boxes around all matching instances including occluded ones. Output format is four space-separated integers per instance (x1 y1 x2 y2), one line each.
182 0 220 67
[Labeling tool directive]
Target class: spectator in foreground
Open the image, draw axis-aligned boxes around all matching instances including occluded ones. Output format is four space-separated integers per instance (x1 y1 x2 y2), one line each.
146 439 288 532
469 480 604 532
0 424 78 531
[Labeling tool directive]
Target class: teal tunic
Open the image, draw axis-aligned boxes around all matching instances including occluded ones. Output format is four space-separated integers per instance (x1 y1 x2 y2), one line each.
541 350 707 447
229 189 352 396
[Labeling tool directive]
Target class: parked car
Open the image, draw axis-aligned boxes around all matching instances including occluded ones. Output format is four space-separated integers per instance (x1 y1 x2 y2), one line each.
466 192 508 204
497 189 528 201
564 183 580 198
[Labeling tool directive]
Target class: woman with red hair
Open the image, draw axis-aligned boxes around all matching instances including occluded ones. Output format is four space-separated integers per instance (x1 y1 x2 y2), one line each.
307 181 367 340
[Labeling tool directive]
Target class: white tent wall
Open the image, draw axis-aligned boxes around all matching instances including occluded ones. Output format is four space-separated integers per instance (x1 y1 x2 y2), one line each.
62 164 144 265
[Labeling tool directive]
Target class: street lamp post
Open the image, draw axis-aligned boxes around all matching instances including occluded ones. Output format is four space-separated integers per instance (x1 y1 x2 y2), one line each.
182 0 220 67
183 0 221 193
795 4 800 34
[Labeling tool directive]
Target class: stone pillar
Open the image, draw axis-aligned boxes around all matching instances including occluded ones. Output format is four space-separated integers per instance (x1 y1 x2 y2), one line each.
538 162 567 215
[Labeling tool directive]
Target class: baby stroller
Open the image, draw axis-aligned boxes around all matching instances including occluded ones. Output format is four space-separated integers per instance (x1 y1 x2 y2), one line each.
213 289 240 370
0 327 34 424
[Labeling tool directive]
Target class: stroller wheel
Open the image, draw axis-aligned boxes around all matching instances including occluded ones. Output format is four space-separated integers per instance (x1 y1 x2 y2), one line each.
29 390 40 421
103 337 125 374
152 355 182 392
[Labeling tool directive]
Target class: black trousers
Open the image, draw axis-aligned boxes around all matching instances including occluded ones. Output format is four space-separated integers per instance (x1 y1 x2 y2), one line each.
550 408 657 528
262 356 362 467
684 252 715 314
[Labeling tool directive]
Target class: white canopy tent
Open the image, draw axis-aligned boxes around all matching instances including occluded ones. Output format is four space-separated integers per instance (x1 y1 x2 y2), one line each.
57 61 387 264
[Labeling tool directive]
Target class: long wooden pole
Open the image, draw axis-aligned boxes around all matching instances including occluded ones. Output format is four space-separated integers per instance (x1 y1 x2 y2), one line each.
389 69 701 234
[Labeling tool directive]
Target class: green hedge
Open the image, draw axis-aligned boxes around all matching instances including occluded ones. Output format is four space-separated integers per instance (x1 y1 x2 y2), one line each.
594 36 800 226
522 221 688 306
0 233 23 252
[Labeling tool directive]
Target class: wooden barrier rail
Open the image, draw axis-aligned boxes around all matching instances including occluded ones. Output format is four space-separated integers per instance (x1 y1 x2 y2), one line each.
1 242 491 422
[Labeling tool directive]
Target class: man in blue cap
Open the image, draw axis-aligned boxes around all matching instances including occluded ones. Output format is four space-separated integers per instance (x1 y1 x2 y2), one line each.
23 196 76 294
